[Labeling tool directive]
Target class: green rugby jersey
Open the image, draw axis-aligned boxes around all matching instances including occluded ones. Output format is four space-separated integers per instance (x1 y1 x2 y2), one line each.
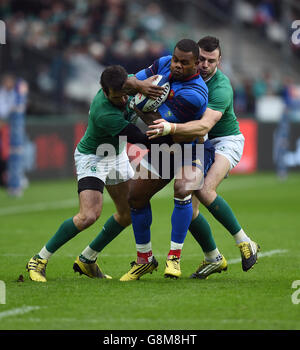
206 69 241 139
77 89 133 155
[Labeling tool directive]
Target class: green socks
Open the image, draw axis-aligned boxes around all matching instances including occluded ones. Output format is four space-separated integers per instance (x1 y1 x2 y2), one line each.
189 213 217 252
38 217 81 259
89 215 125 252
207 195 241 236
46 217 81 253
80 215 125 262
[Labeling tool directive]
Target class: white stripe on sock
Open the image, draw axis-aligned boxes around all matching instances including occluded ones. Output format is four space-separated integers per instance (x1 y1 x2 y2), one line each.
204 248 222 262
38 246 53 260
174 194 192 202
81 246 99 261
136 242 152 253
170 241 183 251
233 229 251 244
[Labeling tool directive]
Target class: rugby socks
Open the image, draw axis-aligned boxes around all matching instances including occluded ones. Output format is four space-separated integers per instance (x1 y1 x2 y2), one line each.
168 241 183 259
136 242 153 263
232 229 251 244
189 213 217 252
206 195 251 244
38 217 81 259
130 204 153 263
168 195 193 259
189 213 224 262
80 215 125 263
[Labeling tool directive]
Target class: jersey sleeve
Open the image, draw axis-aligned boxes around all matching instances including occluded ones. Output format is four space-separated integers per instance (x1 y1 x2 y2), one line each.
99 111 129 137
135 56 172 80
208 85 232 114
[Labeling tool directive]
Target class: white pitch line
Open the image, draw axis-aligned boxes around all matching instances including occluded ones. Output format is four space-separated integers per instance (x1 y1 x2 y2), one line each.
0 305 41 320
0 249 288 261
0 199 78 216
227 249 288 264
0 177 278 217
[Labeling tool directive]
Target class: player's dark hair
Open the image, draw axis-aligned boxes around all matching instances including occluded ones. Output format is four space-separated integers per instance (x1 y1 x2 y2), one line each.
198 36 221 56
175 39 200 60
100 65 128 95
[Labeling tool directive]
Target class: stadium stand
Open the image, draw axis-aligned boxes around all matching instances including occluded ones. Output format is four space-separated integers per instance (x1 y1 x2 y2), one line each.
0 0 299 119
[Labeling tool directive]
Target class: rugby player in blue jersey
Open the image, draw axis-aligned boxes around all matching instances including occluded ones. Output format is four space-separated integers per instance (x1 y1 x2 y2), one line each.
120 39 220 281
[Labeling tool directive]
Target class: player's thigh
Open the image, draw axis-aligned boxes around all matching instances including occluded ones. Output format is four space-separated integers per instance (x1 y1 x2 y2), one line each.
128 166 169 208
78 189 103 216
197 153 230 200
74 189 103 229
106 180 131 215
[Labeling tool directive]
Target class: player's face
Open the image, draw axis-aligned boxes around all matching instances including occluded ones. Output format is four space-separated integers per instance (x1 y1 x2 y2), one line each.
198 48 221 80
107 89 128 109
170 47 199 80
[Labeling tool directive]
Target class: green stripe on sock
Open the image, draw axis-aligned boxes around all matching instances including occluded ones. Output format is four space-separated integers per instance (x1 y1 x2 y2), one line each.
189 213 216 252
45 217 81 253
207 195 241 235
89 215 125 253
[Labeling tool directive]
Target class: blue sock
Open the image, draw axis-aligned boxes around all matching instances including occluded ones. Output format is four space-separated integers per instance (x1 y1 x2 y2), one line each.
130 204 152 245
171 196 193 244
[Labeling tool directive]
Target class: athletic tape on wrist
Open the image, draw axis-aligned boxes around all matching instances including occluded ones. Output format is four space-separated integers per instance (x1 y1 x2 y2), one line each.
162 122 171 135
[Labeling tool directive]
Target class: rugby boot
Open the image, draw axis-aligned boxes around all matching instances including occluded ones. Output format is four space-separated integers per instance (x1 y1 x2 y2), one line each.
26 256 48 282
238 241 260 271
164 255 181 279
120 256 158 281
190 255 228 279
73 256 112 279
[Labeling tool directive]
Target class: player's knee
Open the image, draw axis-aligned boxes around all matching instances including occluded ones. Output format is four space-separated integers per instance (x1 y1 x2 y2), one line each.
173 181 192 199
128 191 148 209
195 187 216 206
115 211 131 227
77 211 100 229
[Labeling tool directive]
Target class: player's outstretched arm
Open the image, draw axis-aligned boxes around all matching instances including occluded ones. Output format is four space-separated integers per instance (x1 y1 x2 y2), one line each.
131 105 162 126
147 108 222 139
123 75 164 99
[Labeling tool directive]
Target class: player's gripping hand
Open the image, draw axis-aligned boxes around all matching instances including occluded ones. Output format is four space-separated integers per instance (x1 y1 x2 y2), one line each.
147 119 177 139
137 76 165 99
147 119 199 143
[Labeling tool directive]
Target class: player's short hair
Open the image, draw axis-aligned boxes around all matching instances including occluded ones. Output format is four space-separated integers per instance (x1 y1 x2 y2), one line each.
100 65 128 95
198 36 221 56
175 39 200 60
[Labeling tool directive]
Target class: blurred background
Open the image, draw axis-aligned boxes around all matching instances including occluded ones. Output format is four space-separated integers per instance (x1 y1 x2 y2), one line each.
0 0 300 196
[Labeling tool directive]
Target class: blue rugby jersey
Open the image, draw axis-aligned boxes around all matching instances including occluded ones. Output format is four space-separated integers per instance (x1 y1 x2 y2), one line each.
135 55 208 123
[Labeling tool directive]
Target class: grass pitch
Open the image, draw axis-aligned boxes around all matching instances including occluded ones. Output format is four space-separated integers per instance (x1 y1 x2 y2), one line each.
0 172 300 331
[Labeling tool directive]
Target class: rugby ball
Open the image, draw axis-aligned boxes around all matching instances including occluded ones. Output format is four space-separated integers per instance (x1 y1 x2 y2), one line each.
134 75 170 112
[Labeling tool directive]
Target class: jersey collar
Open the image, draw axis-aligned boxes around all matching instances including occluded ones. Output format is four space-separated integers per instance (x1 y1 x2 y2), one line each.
203 68 218 83
168 72 200 82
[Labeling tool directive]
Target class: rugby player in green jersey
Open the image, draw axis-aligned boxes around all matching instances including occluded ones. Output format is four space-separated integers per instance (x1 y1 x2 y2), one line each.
147 36 260 278
26 65 168 282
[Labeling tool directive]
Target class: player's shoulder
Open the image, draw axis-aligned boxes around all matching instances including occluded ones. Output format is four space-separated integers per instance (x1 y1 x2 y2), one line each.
208 69 233 98
213 69 233 89
156 55 172 73
90 89 120 119
158 55 172 64
177 74 208 103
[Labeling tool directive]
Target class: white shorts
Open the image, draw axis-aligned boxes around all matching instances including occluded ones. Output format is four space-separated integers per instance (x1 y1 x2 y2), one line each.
210 134 245 170
74 147 134 185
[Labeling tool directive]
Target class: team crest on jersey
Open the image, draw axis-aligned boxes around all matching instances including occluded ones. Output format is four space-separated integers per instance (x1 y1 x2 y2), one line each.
168 89 175 100
164 110 173 118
